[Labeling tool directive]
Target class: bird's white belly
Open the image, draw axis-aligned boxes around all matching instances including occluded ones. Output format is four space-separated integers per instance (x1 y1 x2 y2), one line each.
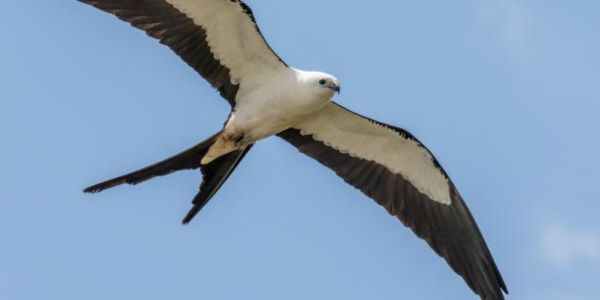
227 87 329 142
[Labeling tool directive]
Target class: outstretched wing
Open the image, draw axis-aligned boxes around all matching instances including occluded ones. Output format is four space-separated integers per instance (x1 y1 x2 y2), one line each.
278 102 507 300
77 0 288 106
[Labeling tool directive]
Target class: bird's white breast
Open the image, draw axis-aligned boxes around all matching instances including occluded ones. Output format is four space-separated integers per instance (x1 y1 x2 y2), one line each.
228 69 332 141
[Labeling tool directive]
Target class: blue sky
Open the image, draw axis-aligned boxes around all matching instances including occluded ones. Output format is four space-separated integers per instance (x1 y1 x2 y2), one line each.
1 1 599 299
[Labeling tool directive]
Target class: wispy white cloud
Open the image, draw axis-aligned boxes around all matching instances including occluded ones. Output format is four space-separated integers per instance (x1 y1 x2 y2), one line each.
543 292 595 300
476 0 591 80
539 222 600 268
477 0 538 61
551 295 591 300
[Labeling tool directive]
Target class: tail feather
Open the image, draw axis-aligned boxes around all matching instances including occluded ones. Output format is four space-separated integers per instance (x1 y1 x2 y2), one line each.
83 131 222 194
83 130 253 223
182 145 253 224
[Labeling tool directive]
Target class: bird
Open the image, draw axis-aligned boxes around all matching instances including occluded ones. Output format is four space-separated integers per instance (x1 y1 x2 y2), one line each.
76 1 507 299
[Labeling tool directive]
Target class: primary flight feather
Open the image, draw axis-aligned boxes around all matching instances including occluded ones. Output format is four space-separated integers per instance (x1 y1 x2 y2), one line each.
77 1 507 299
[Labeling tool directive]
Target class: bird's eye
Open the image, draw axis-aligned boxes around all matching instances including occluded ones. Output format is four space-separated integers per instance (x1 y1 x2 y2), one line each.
319 79 326 85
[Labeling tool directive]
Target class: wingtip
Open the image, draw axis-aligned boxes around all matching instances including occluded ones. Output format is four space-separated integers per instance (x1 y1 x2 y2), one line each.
83 186 101 194
77 0 95 6
500 279 509 295
83 182 113 194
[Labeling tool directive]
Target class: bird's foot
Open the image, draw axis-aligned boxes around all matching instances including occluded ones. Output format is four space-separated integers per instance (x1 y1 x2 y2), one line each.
224 132 250 147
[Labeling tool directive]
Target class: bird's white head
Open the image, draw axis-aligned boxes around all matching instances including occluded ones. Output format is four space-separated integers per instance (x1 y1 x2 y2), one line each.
296 70 341 100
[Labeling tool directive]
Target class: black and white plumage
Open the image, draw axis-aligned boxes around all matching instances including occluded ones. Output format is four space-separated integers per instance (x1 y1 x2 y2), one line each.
77 1 507 299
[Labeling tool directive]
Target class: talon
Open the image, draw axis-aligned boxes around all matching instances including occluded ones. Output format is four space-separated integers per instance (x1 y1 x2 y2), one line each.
224 132 248 147
234 137 247 147
233 134 245 144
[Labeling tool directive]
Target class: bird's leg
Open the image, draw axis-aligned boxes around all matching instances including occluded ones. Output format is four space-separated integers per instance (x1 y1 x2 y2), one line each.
201 131 249 165
227 132 251 147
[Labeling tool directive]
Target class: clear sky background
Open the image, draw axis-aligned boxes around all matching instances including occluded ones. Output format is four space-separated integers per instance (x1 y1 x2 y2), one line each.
1 1 599 299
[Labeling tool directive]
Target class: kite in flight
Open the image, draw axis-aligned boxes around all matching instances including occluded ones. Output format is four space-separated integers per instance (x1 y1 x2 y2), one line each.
77 1 507 299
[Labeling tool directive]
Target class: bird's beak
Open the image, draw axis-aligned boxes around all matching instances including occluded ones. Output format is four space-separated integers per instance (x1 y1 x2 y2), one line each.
330 84 341 94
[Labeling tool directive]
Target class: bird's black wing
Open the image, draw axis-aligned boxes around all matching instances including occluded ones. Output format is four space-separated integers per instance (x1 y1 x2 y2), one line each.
78 0 287 106
278 102 507 300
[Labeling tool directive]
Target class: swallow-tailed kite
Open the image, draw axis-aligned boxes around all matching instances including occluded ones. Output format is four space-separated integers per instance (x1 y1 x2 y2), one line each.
77 1 507 299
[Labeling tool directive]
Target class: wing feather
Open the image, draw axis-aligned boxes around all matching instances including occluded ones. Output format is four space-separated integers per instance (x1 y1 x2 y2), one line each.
278 102 507 299
77 0 287 106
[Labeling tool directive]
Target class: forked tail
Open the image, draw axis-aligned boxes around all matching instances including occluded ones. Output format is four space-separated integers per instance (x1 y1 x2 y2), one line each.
83 131 253 224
